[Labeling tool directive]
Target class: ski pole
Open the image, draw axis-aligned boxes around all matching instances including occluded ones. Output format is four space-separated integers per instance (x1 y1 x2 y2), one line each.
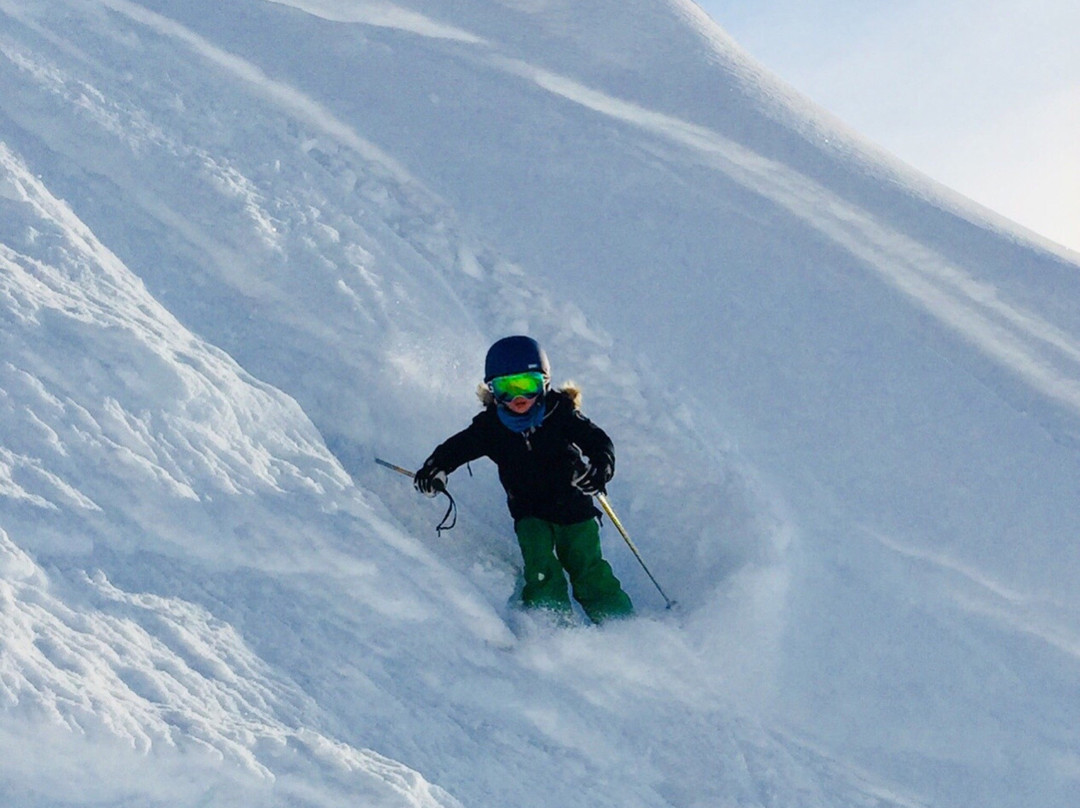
375 457 456 535
569 444 676 609
375 457 418 479
595 492 676 610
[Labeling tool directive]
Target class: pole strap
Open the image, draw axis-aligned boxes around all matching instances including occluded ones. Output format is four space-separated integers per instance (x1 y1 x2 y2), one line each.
434 489 457 536
375 457 457 536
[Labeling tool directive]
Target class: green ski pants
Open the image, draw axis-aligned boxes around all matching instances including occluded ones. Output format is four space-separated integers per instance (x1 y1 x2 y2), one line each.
514 517 634 624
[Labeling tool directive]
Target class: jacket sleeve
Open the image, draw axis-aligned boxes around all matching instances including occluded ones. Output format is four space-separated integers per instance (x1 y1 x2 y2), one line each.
425 413 490 474
566 408 615 475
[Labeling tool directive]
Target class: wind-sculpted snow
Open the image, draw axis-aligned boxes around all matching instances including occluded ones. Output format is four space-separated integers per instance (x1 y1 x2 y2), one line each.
0 138 494 805
0 530 471 808
0 141 346 551
1 1 1079 807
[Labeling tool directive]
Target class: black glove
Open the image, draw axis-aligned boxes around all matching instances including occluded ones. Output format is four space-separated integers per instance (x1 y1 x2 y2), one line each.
571 457 613 496
414 459 447 497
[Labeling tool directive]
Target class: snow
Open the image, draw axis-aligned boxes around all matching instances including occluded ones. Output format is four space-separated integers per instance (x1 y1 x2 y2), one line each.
1 1 1078 806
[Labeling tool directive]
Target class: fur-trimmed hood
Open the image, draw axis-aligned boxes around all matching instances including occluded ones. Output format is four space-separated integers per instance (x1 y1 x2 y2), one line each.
476 381 582 409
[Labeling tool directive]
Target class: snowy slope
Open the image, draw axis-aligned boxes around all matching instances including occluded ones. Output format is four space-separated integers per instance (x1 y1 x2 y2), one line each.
1 1 1079 807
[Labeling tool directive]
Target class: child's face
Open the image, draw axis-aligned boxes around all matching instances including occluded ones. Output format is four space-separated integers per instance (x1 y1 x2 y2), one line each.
505 395 536 415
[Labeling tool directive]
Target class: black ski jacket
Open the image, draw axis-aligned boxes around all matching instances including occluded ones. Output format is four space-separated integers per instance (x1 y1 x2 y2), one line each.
426 388 614 525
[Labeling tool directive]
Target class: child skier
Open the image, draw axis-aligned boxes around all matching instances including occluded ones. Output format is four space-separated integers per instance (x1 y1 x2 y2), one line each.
414 336 634 624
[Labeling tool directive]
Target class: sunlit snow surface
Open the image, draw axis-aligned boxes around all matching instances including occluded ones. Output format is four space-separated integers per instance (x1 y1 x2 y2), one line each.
1 1 1079 807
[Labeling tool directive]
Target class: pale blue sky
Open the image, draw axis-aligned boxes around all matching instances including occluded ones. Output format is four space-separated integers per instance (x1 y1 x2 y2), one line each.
697 1 1080 254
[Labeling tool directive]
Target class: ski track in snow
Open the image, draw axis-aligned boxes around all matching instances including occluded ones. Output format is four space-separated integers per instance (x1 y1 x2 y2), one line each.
486 57 1080 420
872 529 1080 663
260 0 1080 423
265 0 486 44
99 0 422 189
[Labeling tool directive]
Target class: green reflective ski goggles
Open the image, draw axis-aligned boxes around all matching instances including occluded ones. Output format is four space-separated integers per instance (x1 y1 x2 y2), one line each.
489 371 546 402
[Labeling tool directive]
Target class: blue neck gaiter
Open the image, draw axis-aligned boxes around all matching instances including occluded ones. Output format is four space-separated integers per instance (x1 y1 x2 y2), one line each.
496 398 546 433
